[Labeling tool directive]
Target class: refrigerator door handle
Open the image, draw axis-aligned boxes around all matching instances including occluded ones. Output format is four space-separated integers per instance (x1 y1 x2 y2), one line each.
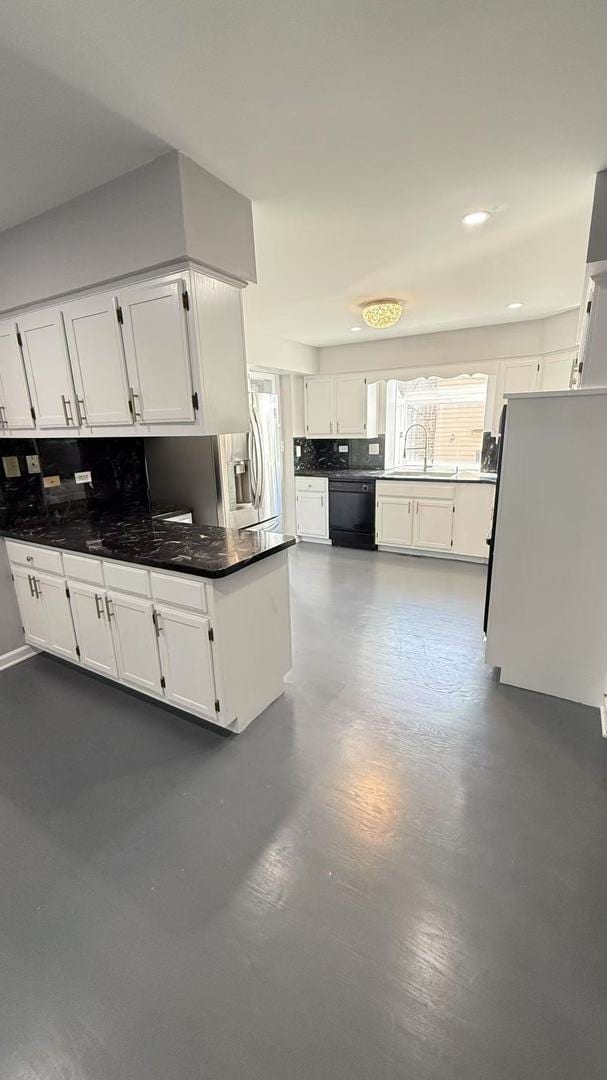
252 406 265 509
248 429 258 506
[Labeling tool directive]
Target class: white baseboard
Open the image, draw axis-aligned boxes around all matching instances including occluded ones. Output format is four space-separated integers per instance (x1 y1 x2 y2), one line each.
0 644 36 672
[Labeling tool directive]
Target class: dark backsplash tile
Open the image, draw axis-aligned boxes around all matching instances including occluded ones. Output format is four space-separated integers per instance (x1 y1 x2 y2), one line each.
0 438 149 528
294 436 385 473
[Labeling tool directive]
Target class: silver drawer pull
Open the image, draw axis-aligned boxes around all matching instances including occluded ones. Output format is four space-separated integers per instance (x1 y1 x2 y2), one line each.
128 387 142 420
105 596 114 620
94 594 104 619
27 574 35 597
76 397 87 425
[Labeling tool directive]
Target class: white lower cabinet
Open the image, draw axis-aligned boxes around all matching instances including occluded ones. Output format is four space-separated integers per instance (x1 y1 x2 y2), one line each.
38 573 79 660
107 592 162 693
68 582 117 677
413 498 454 551
156 605 216 718
375 480 494 559
13 566 49 649
6 540 292 733
295 476 329 541
375 496 414 546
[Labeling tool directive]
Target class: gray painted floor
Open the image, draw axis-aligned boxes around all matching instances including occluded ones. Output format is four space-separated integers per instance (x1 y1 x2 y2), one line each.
0 543 605 1079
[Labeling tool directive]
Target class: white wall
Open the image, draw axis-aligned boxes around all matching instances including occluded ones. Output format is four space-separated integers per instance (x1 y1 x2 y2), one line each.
244 322 319 375
319 310 579 376
0 151 256 315
0 541 24 657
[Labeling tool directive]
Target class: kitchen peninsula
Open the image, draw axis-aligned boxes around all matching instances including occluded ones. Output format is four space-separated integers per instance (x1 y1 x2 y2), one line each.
1 512 295 733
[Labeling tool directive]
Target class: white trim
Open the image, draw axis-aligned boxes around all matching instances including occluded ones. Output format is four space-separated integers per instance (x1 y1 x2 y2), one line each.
600 702 607 739
377 545 487 564
298 536 332 545
0 644 36 672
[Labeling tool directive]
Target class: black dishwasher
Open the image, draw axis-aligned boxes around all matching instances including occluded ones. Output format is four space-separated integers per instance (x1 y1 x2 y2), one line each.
329 479 377 550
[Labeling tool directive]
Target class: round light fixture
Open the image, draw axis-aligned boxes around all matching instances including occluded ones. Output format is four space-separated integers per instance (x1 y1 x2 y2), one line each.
350 326 362 332
507 301 523 310
361 298 403 330
462 210 491 227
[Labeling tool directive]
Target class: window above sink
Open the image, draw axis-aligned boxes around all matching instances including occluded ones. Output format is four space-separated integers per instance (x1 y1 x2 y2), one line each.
385 374 488 473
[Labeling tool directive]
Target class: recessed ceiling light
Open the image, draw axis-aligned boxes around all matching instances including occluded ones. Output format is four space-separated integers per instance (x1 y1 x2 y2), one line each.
462 210 491 227
507 302 524 310
350 326 362 332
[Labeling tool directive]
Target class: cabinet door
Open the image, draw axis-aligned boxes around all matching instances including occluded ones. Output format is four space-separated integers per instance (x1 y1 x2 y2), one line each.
119 278 195 424
413 499 454 551
452 485 495 558
540 354 574 391
108 592 162 693
335 376 367 436
305 377 334 436
37 573 79 661
156 605 217 718
296 490 328 538
376 497 414 546
62 293 132 427
0 320 34 430
68 582 117 677
18 307 77 429
12 567 47 648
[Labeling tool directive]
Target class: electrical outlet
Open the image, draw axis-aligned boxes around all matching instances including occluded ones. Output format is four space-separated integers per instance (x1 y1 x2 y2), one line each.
74 471 92 484
368 443 380 455
2 456 20 478
43 475 61 489
338 445 349 453
26 455 41 474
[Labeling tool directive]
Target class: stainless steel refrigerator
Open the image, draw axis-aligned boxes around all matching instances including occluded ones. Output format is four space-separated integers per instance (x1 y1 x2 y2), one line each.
146 377 283 533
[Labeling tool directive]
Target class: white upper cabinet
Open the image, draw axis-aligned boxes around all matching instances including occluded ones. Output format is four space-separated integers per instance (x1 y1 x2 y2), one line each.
305 376 335 435
18 307 77 429
119 277 195 424
335 376 369 436
539 353 575 391
0 319 34 430
62 292 132 427
304 375 379 438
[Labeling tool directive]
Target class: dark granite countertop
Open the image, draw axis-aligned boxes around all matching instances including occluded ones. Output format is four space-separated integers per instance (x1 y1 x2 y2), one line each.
0 509 296 579
295 469 496 484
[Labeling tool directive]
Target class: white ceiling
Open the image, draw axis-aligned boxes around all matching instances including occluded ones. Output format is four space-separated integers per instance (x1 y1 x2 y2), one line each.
1 0 606 346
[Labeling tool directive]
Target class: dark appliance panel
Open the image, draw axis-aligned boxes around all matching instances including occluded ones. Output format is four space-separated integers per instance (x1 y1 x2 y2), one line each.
329 479 376 550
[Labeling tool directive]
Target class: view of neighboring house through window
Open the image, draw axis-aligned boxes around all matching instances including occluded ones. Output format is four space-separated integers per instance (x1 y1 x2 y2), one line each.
385 374 489 472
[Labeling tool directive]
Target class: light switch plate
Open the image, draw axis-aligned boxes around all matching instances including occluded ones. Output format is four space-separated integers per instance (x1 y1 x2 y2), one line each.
74 470 92 484
295 446 302 458
26 454 41 474
2 456 20 478
338 444 349 453
43 475 61 489
368 443 380 455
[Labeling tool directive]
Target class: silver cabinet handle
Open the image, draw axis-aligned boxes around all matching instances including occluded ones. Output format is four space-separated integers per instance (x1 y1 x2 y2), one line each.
33 577 41 599
94 594 104 619
105 596 114 620
408 502 411 515
0 404 7 428
76 397 87 425
329 420 333 433
152 610 163 636
27 574 35 597
61 394 75 425
320 495 324 507
128 387 142 420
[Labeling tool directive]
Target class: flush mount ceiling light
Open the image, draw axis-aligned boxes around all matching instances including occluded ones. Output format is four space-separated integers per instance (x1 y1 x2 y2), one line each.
508 301 524 310
361 298 403 330
462 209 491 227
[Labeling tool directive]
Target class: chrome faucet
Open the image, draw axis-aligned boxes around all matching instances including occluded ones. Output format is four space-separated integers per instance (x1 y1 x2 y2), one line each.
403 423 429 472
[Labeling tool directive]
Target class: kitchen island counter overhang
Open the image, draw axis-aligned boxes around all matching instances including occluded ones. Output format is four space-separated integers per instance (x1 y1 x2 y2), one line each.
1 514 296 734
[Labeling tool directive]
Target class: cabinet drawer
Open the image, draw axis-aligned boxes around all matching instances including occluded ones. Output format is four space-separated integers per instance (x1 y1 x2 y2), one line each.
5 540 63 576
63 552 104 585
295 476 328 493
104 560 151 597
376 480 456 501
150 571 207 613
